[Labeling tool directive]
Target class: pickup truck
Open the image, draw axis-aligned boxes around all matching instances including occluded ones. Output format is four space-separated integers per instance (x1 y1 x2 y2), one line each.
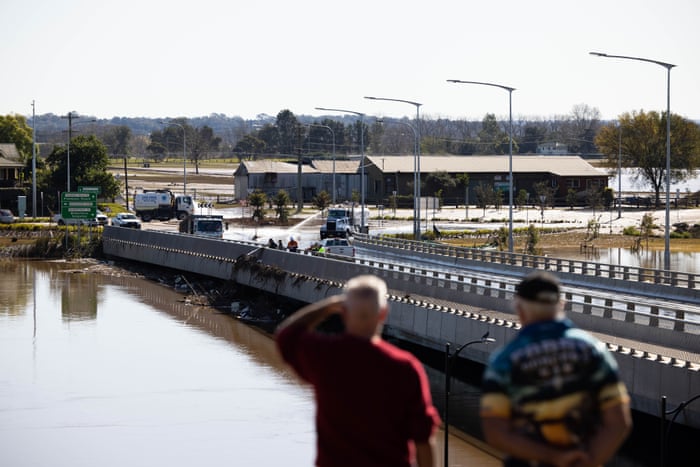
319 238 355 257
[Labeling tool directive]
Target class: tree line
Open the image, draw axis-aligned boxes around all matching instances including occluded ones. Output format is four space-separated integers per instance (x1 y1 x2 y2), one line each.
1 104 699 212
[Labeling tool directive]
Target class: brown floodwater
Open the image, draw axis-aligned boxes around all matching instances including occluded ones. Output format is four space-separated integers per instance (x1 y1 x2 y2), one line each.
0 260 498 467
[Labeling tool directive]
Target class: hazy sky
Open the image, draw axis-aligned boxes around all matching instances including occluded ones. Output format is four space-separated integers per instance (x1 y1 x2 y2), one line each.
2 0 698 122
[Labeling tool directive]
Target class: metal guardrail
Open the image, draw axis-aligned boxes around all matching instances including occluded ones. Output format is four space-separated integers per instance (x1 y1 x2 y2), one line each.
355 234 699 290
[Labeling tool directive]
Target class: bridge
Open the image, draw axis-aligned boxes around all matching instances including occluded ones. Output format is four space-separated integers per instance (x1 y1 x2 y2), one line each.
102 226 700 429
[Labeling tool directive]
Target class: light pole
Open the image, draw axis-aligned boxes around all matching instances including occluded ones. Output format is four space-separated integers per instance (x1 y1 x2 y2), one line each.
618 123 622 219
315 107 366 230
444 332 496 467
589 51 675 271
308 123 336 204
31 101 37 218
61 111 80 192
365 96 422 239
160 121 187 195
447 79 515 253
376 118 419 238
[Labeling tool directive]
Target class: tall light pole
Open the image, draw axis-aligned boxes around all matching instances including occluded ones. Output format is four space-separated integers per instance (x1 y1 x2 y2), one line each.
160 121 187 195
61 111 80 192
447 79 516 253
308 123 336 204
589 51 675 271
31 101 37 218
365 96 422 239
618 123 622 220
444 332 496 467
315 107 366 230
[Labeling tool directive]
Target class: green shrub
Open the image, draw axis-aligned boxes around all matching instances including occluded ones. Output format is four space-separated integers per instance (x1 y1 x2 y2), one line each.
622 226 640 236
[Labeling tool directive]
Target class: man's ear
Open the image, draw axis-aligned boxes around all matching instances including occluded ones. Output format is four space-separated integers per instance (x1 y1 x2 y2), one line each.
378 305 389 322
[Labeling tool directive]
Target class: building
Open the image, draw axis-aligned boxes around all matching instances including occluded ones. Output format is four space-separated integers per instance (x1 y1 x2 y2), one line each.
233 159 362 202
363 154 607 205
0 144 26 213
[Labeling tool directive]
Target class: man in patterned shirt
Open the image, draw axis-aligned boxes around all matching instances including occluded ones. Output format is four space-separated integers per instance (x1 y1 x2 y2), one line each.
480 272 632 467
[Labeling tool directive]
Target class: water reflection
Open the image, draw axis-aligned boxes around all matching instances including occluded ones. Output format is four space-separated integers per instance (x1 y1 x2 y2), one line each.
548 247 700 273
0 260 498 467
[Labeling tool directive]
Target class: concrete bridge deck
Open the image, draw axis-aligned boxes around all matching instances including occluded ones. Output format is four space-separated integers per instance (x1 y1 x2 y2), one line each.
102 226 700 429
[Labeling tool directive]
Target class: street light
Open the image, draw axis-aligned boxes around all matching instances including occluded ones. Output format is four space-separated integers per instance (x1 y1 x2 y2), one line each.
447 79 516 253
308 123 336 204
443 332 496 467
365 96 422 240
61 112 97 193
315 107 366 230
589 51 675 271
31 101 37 218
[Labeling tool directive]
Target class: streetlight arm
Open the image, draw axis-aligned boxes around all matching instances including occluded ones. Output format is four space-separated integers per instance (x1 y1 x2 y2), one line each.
447 79 516 93
589 52 676 70
364 96 423 108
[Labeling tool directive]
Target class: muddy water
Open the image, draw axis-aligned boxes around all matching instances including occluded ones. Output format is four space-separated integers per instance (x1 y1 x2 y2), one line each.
0 260 498 467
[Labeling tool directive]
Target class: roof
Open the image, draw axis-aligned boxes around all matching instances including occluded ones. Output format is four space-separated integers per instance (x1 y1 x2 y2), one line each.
365 155 606 177
0 144 24 168
234 160 319 175
311 159 360 174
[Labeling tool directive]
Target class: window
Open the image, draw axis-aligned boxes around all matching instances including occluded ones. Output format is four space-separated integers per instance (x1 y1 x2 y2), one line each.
566 179 580 188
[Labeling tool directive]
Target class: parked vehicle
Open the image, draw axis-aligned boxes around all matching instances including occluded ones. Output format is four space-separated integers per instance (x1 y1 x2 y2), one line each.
178 214 225 238
134 189 194 222
81 209 108 226
0 209 14 224
319 207 370 239
319 238 355 257
111 212 142 229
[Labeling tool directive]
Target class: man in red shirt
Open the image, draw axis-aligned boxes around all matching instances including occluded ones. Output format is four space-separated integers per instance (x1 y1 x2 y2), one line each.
276 275 440 467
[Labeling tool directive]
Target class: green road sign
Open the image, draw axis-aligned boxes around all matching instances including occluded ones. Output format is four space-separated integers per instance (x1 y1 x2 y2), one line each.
61 192 97 220
78 186 101 195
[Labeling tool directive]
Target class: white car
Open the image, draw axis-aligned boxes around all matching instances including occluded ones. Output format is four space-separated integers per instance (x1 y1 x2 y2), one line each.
111 213 142 229
320 238 355 257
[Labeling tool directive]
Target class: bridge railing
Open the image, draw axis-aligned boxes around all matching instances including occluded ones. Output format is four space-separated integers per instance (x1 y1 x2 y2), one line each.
355 234 698 291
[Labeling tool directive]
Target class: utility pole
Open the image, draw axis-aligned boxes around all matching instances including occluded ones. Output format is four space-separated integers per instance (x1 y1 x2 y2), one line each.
61 111 80 192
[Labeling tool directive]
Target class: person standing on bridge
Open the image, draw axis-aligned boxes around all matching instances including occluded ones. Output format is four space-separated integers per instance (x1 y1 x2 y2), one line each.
480 271 632 467
275 275 440 467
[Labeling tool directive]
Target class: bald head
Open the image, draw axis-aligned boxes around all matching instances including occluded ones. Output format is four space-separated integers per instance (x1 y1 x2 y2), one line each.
343 275 388 338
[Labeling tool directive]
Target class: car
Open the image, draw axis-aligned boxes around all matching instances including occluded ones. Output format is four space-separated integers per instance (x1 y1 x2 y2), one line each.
319 238 355 257
80 209 109 226
0 208 14 224
111 212 142 229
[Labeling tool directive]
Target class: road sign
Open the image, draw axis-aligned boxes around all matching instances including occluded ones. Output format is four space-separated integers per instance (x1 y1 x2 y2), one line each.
78 186 101 195
61 192 97 220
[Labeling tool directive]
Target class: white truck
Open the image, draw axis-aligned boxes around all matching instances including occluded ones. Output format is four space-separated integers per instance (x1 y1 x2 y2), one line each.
133 190 194 222
178 214 225 239
319 207 370 239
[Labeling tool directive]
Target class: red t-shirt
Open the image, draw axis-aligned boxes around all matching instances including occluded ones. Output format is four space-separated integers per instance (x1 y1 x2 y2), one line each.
277 326 441 467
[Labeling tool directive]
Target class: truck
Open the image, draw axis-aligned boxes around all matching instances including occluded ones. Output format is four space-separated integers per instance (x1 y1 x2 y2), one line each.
133 190 194 222
319 207 370 239
178 214 226 239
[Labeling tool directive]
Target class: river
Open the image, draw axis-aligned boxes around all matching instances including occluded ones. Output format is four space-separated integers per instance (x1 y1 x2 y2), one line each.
0 260 498 467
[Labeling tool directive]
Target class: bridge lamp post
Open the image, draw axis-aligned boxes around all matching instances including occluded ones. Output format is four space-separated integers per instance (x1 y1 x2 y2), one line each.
589 51 675 272
159 121 187 195
447 79 515 253
364 96 422 240
315 107 366 230
308 123 336 204
444 332 496 467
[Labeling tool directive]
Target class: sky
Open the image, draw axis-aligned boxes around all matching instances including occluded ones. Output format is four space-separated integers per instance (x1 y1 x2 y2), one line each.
1 0 699 122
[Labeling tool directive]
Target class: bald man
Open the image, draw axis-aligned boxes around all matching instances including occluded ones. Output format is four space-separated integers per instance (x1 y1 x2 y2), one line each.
276 275 440 467
480 272 632 467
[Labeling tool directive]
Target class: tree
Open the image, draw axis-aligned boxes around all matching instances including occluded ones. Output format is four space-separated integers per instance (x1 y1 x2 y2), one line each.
248 190 267 222
276 110 299 155
189 125 222 173
273 189 291 223
566 188 577 210
474 183 493 216
595 110 700 207
425 171 456 200
43 134 120 206
478 114 517 154
312 190 331 217
233 135 265 161
101 125 132 157
516 189 529 209
0 114 33 159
